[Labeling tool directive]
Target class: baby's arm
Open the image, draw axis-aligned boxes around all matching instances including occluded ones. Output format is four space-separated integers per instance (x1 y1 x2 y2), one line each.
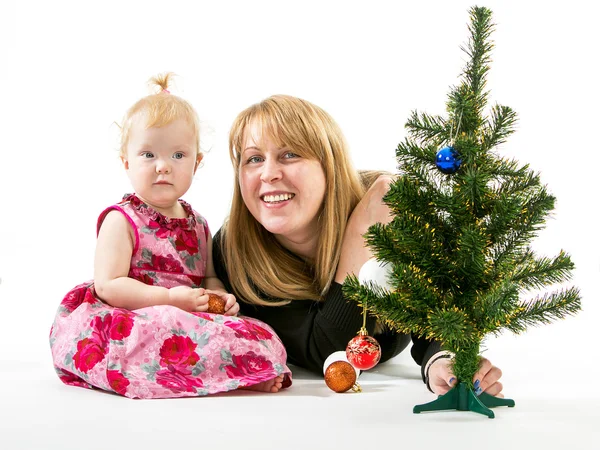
94 210 208 312
202 233 239 316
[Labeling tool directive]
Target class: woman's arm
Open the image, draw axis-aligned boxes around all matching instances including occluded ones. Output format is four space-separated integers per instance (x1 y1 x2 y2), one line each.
334 175 395 284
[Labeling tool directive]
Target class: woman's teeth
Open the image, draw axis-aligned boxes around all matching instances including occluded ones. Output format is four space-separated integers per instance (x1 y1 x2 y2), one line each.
263 193 294 203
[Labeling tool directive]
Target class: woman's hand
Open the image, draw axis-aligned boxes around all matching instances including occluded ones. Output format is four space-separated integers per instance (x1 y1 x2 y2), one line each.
428 356 504 397
335 175 395 284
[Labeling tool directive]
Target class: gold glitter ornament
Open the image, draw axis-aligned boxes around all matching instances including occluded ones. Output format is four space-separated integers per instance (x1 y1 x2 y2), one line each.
207 294 226 314
324 361 362 393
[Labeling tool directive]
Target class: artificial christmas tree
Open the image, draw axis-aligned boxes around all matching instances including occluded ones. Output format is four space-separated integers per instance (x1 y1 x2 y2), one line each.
342 6 581 418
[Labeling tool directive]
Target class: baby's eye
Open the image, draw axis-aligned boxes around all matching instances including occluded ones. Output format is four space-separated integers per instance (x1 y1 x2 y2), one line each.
173 152 184 159
142 152 154 158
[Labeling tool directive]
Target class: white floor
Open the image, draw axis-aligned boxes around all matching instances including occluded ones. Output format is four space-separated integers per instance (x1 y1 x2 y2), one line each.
2 318 598 450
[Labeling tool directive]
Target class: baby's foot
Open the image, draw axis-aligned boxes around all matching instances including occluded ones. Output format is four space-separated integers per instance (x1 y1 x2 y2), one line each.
240 375 284 393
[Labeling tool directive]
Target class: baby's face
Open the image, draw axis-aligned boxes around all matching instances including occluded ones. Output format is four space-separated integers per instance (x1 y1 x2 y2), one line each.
122 115 200 214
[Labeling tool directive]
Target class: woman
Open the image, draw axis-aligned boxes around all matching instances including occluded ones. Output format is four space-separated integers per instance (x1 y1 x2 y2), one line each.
213 94 503 397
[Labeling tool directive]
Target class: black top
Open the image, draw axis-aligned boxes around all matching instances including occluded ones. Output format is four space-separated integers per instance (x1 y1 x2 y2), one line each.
213 229 440 380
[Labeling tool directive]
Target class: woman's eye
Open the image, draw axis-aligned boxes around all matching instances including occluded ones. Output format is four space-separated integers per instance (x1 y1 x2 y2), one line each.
247 155 263 164
283 152 299 159
173 152 184 159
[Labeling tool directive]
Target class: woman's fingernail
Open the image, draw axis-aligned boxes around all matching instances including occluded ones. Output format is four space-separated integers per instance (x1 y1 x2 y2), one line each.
474 379 480 389
449 377 456 385
475 387 482 396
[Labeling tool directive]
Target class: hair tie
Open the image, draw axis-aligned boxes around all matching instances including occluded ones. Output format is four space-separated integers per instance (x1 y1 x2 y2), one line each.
162 89 170 94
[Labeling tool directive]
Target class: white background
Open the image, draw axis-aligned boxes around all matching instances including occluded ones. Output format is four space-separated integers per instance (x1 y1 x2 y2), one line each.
1 0 599 448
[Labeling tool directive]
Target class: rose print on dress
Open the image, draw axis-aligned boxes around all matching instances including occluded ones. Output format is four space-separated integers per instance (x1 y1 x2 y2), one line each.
139 250 185 273
90 314 112 345
56 367 92 389
84 288 101 307
159 335 200 367
107 369 130 395
72 314 112 373
134 272 157 286
73 338 106 373
59 282 90 312
155 365 205 394
110 310 135 341
224 320 273 341
223 351 274 385
186 274 203 288
173 229 199 255
190 311 214 322
146 218 179 240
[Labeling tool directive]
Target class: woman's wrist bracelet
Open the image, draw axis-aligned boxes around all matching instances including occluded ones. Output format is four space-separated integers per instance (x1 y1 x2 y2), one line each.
424 351 453 393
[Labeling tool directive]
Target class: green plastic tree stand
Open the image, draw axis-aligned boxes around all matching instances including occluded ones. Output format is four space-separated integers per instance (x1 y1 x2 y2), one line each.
413 382 515 418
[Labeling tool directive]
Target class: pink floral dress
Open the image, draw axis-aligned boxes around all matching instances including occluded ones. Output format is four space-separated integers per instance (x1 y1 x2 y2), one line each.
49 194 291 399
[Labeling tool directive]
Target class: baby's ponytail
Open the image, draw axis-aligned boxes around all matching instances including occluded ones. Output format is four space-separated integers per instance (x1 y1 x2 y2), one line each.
148 72 175 94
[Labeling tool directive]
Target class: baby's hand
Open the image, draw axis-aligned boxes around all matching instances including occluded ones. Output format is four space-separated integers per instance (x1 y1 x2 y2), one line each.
203 290 239 316
168 286 208 312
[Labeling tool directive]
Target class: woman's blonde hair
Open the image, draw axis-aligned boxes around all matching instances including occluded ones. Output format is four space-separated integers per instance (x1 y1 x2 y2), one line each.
222 94 380 306
119 72 201 157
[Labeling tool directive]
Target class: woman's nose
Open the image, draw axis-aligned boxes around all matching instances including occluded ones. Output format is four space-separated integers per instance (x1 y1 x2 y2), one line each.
260 159 282 183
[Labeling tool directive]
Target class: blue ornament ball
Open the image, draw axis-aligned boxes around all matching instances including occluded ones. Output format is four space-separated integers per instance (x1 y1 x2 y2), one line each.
435 146 462 174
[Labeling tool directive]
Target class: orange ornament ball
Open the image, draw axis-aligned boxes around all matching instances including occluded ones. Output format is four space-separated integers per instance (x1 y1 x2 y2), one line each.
207 294 226 314
324 360 361 393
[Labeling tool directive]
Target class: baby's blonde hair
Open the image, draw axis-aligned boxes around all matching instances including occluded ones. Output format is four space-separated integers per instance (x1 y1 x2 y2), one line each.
119 73 201 157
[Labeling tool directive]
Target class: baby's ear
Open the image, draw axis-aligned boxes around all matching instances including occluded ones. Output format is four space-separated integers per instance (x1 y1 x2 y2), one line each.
194 153 204 172
120 156 129 170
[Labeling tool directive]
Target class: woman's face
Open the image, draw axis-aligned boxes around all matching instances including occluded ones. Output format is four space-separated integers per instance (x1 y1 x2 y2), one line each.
239 121 327 256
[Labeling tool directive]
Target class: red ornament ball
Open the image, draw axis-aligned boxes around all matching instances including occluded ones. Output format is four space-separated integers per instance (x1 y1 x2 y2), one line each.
346 334 382 370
